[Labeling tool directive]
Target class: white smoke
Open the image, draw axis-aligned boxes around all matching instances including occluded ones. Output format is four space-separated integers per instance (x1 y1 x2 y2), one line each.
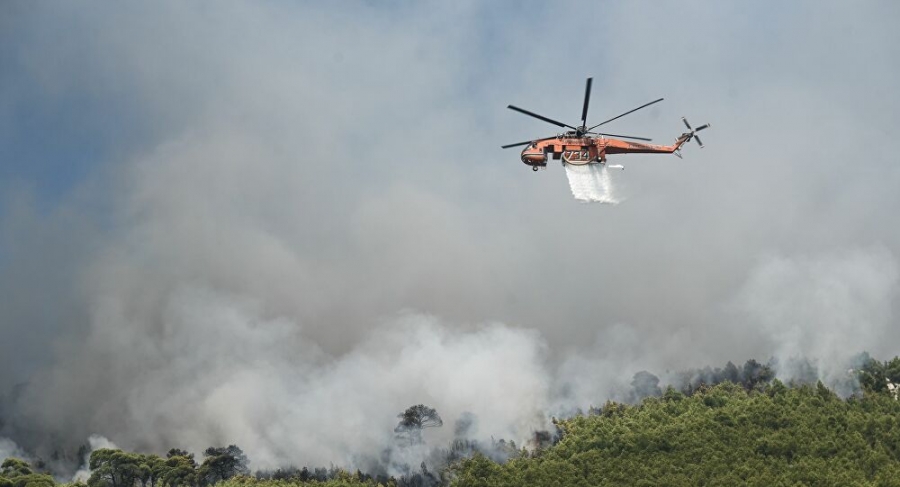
731 247 899 391
563 164 621 204
551 323 654 414
0 437 27 464
25 286 552 470
10 248 900 471
72 435 119 482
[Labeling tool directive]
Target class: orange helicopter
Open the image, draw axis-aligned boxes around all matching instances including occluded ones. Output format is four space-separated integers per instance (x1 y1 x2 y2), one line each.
502 77 710 171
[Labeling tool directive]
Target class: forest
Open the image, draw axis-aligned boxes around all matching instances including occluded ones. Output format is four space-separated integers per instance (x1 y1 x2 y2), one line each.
3 356 900 487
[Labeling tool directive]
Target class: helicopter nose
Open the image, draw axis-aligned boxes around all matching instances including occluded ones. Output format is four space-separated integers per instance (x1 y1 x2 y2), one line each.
521 147 547 166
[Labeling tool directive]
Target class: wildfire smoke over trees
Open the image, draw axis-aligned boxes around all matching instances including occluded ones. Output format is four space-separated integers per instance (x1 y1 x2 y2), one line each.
4 359 900 486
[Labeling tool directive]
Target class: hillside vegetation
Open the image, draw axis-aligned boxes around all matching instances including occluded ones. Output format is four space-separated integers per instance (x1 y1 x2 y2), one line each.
4 358 900 486
452 380 900 486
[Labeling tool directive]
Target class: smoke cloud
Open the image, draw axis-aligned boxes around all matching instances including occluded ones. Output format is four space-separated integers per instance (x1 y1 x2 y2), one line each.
731 247 899 391
1 0 899 474
0 437 26 464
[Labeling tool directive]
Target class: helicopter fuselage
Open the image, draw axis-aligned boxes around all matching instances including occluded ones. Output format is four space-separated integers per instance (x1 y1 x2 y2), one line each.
521 134 690 169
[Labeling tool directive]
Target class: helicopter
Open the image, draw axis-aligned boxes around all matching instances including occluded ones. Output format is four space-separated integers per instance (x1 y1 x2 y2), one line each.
502 77 710 171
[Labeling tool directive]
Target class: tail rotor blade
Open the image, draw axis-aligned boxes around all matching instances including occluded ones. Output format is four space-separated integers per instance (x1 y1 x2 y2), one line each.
679 117 710 150
581 77 593 127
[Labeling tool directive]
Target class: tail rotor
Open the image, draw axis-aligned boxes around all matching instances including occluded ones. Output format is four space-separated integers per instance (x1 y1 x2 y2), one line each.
681 117 711 148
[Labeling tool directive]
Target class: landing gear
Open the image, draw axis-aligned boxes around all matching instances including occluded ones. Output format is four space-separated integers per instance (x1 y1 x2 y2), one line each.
532 166 539 172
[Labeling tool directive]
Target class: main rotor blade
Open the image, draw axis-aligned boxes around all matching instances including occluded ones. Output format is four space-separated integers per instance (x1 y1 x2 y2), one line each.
591 132 653 142
694 123 710 132
501 141 534 149
507 105 577 130
588 98 664 131
581 77 593 127
500 136 556 149
682 117 692 130
694 136 704 148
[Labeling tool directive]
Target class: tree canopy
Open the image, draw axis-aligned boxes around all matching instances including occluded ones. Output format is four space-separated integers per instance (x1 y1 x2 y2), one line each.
451 380 900 486
0 459 54 487
394 405 443 445
198 446 249 486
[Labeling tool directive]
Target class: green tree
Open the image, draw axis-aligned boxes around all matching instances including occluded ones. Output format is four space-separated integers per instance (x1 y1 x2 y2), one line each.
0 459 55 487
155 454 197 487
198 446 248 486
1 460 32 478
394 405 443 444
450 378 900 486
88 449 156 487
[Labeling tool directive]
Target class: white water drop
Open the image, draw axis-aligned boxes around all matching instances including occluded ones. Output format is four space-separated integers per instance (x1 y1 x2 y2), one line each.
563 164 620 204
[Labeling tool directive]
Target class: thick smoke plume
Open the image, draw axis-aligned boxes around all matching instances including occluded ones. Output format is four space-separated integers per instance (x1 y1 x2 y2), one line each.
731 248 898 393
1 0 900 476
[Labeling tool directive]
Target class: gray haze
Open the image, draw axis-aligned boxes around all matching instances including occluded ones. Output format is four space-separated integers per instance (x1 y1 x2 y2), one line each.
1 0 900 470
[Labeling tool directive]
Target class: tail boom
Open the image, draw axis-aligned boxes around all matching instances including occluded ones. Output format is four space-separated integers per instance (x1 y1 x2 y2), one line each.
603 135 689 155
